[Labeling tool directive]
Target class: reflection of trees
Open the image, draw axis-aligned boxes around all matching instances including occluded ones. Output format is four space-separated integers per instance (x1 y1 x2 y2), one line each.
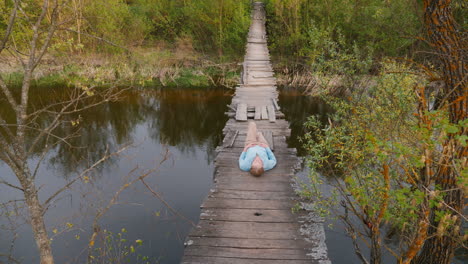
278 88 332 156
1 86 231 177
144 88 231 163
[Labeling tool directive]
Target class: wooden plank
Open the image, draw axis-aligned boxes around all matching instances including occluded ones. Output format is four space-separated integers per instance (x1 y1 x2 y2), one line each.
262 130 274 150
214 182 291 192
228 130 239 148
267 105 276 123
222 130 235 148
181 256 314 264
193 220 303 235
214 173 293 184
184 246 311 260
225 119 290 127
261 106 268 120
235 103 247 121
208 189 295 200
226 112 285 120
254 106 261 120
214 168 298 177
224 127 290 136
188 225 302 240
202 198 294 210
272 98 280 110
185 237 310 250
199 208 296 223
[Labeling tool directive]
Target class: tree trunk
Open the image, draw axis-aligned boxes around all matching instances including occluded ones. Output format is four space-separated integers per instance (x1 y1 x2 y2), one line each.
16 164 55 264
370 230 382 264
413 1 467 263
24 186 55 264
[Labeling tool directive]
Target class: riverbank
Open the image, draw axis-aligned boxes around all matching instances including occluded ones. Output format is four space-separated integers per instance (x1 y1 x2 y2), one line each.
0 47 242 89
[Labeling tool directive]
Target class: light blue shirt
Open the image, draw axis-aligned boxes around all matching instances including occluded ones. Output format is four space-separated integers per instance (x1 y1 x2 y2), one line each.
239 145 277 171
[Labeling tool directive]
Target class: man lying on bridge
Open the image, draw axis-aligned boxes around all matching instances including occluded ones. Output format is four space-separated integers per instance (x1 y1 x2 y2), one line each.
239 121 277 176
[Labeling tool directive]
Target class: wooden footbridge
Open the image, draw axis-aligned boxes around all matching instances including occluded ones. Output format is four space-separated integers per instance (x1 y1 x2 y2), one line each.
181 2 330 263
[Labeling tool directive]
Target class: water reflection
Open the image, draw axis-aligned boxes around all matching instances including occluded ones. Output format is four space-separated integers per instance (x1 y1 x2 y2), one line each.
0 87 232 176
146 89 230 160
278 87 332 156
0 86 232 263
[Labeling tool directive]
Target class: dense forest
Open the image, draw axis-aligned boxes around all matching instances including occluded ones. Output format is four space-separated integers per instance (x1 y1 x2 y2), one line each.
0 0 467 264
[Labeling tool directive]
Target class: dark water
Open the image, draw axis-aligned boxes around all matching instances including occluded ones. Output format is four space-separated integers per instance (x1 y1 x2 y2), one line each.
278 88 466 264
0 87 231 264
1 86 464 264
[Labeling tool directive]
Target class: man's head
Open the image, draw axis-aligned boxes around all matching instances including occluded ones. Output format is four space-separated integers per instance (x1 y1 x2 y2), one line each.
250 155 264 176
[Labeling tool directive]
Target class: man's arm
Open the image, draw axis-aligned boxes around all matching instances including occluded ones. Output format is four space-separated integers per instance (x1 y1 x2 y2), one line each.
264 147 277 170
239 150 254 171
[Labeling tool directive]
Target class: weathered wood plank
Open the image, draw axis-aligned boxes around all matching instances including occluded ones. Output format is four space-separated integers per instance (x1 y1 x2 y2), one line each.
254 106 261 120
272 98 280 110
228 130 238 148
185 236 309 250
213 182 292 192
262 130 274 150
184 246 311 260
261 106 268 120
190 220 305 237
181 256 315 264
199 208 297 223
208 189 295 200
267 105 276 123
235 103 247 121
223 130 238 148
202 198 294 210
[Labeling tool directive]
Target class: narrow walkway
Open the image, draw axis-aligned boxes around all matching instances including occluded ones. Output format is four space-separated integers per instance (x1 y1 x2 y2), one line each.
181 2 330 263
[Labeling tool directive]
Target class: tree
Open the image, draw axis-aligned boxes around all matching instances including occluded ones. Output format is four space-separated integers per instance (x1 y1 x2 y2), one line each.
413 1 467 263
0 1 120 263
302 1 466 262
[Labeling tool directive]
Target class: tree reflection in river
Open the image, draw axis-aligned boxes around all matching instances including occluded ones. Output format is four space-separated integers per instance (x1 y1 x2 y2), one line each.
144 88 231 162
0 85 232 178
278 87 332 156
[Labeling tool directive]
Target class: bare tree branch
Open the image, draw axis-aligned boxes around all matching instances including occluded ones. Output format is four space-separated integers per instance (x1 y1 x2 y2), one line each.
0 0 19 54
0 73 18 110
0 179 24 192
44 144 132 207
141 178 196 227
88 149 170 250
33 0 60 70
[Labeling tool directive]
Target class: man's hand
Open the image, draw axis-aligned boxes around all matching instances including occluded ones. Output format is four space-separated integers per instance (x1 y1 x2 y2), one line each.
243 142 269 152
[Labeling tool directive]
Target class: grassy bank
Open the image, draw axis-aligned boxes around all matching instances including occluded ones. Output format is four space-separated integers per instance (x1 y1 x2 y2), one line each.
1 46 242 90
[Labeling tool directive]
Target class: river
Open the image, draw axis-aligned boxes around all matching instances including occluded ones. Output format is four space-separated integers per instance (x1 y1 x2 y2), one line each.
0 86 464 263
